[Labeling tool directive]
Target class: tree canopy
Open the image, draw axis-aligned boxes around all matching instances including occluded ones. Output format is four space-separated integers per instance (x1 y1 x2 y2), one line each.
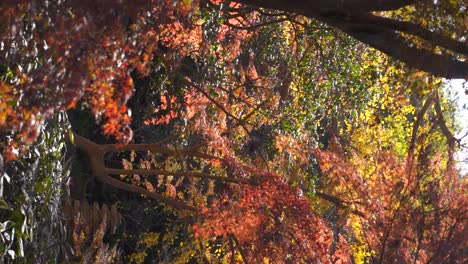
0 0 467 263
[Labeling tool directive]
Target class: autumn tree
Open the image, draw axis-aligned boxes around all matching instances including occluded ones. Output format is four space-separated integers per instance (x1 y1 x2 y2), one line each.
1 0 467 263
1 0 466 159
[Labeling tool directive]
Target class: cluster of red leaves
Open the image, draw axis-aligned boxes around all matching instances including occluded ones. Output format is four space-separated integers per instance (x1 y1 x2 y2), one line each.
184 87 210 120
314 146 468 263
0 0 201 160
159 20 202 59
193 172 352 263
144 95 179 125
163 8 336 258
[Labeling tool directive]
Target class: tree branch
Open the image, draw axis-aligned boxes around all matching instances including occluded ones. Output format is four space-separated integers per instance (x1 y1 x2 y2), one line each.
105 168 242 183
99 173 197 211
236 0 414 13
344 13 468 57
315 191 365 217
333 24 468 79
433 89 459 167
408 95 433 158
72 133 210 212
234 0 468 78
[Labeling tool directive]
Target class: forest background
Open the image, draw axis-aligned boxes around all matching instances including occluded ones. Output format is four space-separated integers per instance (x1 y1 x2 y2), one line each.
0 0 467 263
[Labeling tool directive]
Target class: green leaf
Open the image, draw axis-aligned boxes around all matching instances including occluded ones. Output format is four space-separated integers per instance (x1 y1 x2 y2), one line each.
68 129 74 144
17 238 24 257
0 220 14 232
0 199 10 210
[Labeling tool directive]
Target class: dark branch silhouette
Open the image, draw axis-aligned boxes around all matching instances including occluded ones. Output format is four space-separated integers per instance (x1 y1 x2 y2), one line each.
235 0 468 78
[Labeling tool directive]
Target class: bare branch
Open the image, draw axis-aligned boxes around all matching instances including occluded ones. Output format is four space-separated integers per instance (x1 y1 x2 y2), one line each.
105 168 242 183
343 13 468 57
408 94 434 158
335 24 468 79
236 0 414 13
315 191 366 217
73 133 196 211
433 89 460 168
233 0 468 78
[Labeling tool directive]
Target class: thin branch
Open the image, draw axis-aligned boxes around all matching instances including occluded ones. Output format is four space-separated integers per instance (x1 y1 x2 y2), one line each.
100 174 197 211
226 17 288 30
408 94 434 158
102 142 175 154
229 234 249 264
256 8 288 17
433 90 458 146
105 168 243 183
193 84 252 134
433 89 460 168
102 140 222 160
315 191 365 217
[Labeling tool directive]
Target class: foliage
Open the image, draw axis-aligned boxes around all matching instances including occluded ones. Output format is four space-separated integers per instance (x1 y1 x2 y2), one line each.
0 0 189 159
314 144 467 263
0 113 71 262
62 199 122 263
1 0 467 263
193 172 351 263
